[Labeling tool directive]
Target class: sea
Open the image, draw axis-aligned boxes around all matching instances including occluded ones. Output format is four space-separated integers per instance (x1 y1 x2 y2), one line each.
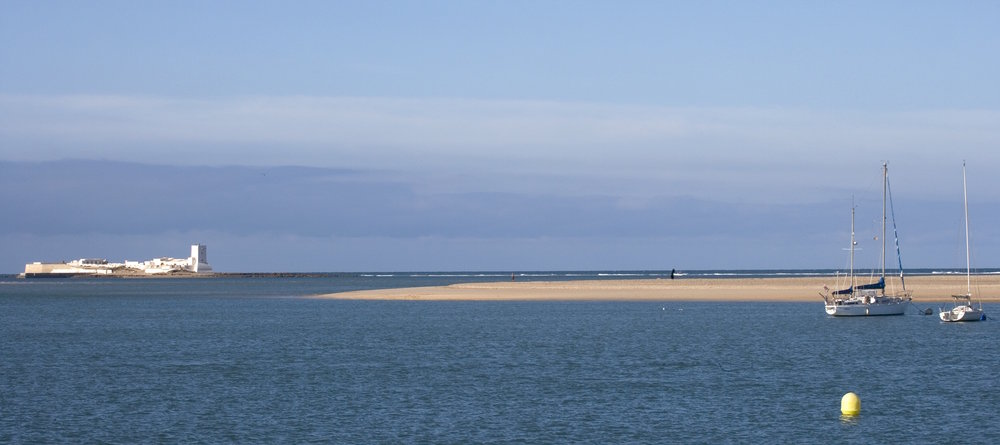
2 270 998 444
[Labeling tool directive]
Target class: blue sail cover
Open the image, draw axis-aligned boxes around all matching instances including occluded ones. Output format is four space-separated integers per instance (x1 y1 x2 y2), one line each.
887 177 907 292
833 287 853 295
855 277 885 290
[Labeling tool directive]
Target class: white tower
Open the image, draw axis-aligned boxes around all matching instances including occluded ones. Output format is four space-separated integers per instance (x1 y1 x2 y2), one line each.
190 244 213 273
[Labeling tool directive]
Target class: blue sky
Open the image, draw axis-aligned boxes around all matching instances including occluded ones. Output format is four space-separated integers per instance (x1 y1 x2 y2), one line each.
2 1 1000 272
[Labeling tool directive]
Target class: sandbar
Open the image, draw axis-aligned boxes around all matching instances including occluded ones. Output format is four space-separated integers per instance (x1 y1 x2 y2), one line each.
316 275 1000 302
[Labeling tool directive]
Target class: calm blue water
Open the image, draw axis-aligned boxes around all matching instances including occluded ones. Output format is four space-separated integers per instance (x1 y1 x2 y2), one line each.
2 273 998 443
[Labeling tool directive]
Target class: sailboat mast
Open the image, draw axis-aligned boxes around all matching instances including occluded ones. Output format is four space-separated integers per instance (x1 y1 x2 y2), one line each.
850 199 856 290
882 162 888 290
963 161 971 296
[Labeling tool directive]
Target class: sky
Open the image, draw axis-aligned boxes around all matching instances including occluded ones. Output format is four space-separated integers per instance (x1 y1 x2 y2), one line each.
2 1 1000 272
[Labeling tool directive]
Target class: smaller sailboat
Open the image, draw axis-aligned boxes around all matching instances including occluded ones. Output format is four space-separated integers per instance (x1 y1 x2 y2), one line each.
940 162 986 322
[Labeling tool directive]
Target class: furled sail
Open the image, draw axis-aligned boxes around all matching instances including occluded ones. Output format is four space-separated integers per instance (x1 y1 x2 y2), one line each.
855 277 885 290
833 287 853 295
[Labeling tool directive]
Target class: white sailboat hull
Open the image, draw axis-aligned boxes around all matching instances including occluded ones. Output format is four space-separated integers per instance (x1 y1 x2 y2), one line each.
939 306 985 322
825 297 909 316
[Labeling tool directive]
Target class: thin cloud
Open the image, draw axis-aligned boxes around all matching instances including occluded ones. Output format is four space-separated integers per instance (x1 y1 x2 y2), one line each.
2 94 1000 203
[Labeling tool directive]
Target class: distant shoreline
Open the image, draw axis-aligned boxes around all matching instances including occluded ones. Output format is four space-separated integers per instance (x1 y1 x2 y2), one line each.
14 272 337 279
317 275 1000 302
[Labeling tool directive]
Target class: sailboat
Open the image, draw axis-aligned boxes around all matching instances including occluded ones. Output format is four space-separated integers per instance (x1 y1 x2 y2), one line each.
822 162 911 316
940 162 986 322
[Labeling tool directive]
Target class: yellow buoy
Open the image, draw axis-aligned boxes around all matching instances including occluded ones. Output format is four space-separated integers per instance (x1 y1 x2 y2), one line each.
841 392 861 416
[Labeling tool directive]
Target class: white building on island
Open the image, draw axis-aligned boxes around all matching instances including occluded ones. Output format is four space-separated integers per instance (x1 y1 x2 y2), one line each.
22 244 214 277
191 244 212 273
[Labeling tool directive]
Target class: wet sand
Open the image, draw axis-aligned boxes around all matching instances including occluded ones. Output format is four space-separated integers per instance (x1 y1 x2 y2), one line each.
317 275 1000 302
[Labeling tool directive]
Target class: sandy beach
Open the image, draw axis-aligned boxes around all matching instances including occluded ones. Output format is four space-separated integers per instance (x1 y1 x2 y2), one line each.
318 275 1000 302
